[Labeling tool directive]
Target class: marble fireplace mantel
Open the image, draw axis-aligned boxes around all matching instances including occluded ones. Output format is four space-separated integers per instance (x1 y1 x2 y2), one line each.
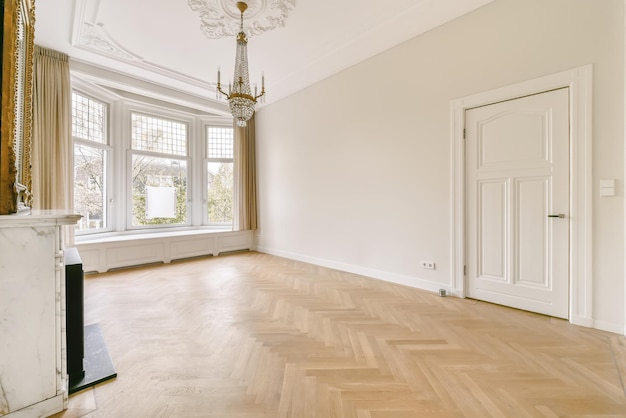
0 211 81 417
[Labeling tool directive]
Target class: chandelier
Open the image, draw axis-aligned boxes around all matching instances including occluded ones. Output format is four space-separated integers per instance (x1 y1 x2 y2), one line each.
216 2 265 127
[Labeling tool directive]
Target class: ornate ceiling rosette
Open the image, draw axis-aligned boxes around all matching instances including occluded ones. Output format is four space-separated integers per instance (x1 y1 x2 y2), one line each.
187 0 296 39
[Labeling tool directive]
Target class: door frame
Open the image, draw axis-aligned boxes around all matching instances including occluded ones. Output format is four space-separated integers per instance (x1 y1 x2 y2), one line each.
450 65 593 327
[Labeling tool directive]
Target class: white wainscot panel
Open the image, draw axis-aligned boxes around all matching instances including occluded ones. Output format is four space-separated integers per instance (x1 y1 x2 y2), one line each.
170 236 217 260
75 230 254 273
106 243 166 268
218 232 254 252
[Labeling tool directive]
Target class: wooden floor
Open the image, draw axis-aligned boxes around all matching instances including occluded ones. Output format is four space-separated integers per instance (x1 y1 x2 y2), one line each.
51 251 626 418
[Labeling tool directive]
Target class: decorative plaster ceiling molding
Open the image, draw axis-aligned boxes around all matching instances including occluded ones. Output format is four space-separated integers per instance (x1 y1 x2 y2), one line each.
71 0 215 97
187 0 296 39
72 0 141 62
76 22 213 91
79 22 141 62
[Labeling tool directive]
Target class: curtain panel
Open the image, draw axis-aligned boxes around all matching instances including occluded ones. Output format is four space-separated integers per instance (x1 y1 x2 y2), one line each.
234 114 258 231
32 46 73 241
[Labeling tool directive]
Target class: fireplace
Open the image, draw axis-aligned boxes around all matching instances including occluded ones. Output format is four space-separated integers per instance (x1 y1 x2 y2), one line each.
65 247 85 386
65 247 116 394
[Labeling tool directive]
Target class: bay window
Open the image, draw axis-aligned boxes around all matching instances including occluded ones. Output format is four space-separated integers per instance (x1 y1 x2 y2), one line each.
72 88 235 237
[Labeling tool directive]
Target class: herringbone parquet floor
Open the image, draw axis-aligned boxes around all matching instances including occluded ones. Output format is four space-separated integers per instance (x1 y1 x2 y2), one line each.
51 251 626 418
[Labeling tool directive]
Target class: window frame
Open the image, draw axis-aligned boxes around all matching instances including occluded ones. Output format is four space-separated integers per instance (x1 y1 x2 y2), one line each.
72 90 113 235
204 123 235 227
126 109 192 230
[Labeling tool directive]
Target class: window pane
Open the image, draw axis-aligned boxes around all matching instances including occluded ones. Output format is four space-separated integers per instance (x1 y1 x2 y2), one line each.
207 162 233 223
132 113 187 156
72 92 105 143
207 127 233 159
74 144 106 230
132 154 187 226
207 126 234 225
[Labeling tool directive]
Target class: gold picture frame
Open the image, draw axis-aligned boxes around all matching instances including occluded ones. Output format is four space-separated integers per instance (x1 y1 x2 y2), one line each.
1 0 35 214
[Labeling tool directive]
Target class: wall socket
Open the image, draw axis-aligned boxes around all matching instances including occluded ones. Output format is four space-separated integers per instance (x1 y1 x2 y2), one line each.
421 261 436 270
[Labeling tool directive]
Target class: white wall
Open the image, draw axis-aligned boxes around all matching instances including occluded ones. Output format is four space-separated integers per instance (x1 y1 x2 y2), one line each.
255 0 625 331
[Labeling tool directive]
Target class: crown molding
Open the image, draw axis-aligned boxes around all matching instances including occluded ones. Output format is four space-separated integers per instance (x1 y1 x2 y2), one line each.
70 60 230 117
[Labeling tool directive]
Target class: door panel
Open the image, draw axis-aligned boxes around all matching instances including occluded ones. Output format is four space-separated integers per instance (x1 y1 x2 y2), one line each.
479 179 507 280
480 112 547 167
516 178 548 287
466 88 569 318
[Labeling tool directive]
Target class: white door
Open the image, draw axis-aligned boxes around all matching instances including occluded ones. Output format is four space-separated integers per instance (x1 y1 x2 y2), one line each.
466 88 569 319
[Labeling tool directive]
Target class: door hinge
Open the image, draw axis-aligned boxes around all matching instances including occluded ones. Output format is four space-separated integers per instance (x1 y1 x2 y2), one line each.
463 128 466 139
464 265 467 276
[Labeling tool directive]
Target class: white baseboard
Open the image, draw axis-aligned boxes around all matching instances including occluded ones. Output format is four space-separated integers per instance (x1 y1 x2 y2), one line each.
570 315 595 329
571 315 624 335
257 246 625 336
256 246 451 296
592 319 625 335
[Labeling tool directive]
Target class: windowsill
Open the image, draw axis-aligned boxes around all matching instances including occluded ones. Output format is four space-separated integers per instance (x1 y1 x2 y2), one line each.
75 227 235 245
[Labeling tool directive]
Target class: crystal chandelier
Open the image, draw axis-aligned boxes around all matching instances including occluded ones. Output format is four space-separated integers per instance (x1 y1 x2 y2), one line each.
216 2 265 127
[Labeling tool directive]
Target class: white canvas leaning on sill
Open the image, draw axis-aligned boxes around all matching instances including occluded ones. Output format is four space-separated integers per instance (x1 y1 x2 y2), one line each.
146 186 177 219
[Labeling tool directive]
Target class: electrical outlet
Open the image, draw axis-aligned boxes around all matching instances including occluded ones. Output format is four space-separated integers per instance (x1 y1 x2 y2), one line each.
421 261 436 270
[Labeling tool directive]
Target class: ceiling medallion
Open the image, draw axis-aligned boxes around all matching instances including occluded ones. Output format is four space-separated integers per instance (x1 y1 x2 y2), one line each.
187 0 295 39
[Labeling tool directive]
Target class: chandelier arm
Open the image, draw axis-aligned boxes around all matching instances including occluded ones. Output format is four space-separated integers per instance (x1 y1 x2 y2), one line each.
216 83 231 100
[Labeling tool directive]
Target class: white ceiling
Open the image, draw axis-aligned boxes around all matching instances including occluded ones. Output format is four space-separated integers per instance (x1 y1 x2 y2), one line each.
35 0 494 114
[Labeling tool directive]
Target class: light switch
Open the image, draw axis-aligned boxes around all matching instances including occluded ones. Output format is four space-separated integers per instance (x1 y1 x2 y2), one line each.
600 179 615 197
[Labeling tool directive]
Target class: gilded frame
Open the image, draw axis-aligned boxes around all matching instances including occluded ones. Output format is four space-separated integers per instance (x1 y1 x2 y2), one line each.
1 0 35 214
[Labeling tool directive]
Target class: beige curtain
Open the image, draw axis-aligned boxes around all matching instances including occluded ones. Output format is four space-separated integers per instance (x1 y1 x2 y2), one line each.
233 114 258 231
31 46 73 240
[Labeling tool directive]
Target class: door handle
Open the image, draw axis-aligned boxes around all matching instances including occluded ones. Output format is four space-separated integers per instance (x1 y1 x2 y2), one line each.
548 214 566 218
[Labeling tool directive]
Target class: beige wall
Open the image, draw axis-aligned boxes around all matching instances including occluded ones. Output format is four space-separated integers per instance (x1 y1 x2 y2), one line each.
255 0 625 331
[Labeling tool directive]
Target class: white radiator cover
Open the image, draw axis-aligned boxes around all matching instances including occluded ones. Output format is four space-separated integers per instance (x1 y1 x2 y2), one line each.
75 230 254 273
